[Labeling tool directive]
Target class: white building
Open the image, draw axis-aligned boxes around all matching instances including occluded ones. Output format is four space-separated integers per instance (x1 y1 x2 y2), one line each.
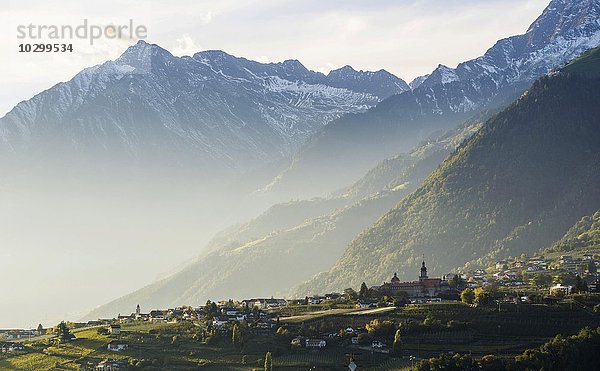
107 341 128 351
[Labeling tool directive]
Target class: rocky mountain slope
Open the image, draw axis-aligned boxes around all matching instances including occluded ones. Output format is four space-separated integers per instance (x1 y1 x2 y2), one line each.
0 42 408 177
294 46 600 295
265 0 600 199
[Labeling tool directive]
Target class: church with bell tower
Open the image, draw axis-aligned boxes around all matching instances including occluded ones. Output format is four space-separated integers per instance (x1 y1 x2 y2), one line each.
419 257 428 281
375 257 447 298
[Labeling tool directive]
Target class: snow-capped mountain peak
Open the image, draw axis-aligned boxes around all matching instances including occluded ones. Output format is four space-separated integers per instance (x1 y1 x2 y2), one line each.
0 43 408 175
415 0 600 114
326 65 409 98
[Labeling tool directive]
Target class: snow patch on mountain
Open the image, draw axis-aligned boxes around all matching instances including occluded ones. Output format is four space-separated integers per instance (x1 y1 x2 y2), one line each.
0 41 403 172
415 0 600 114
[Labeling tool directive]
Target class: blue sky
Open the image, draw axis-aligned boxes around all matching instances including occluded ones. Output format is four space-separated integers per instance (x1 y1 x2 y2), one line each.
0 0 550 115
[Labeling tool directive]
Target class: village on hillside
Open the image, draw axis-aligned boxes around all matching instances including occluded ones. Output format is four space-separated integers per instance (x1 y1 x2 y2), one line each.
1 255 599 370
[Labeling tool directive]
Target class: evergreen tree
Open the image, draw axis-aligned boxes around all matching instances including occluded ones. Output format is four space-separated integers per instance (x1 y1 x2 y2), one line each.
56 321 73 343
359 282 369 298
264 351 273 371
205 300 219 318
574 275 588 293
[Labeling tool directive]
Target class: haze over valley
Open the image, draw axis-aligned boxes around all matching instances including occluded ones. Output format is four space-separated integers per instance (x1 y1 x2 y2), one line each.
2 0 600 337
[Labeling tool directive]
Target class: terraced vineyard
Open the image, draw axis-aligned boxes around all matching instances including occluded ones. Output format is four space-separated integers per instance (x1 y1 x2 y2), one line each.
2 300 598 370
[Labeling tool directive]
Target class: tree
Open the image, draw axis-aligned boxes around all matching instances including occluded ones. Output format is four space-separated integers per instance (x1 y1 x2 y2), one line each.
393 297 408 308
460 288 475 305
479 354 505 370
232 323 242 349
56 321 73 343
392 329 402 356
37 324 44 335
473 287 492 307
533 273 553 288
366 319 396 338
264 351 272 371
344 288 358 301
205 300 219 318
587 260 597 273
359 282 369 298
448 274 462 288
574 275 588 293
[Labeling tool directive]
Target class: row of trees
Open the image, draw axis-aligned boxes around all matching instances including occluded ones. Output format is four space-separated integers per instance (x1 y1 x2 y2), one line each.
415 326 600 370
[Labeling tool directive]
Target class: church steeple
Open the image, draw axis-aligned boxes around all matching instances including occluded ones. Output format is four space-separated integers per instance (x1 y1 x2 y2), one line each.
420 256 428 280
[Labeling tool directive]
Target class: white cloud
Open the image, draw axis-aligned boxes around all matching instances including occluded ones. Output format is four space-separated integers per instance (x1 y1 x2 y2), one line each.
253 55 271 63
172 34 203 56
316 62 340 74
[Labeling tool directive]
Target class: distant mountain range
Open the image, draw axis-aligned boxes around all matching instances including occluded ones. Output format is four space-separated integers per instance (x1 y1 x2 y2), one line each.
0 43 408 176
263 0 600 199
82 0 600 318
11 0 590 319
294 45 600 295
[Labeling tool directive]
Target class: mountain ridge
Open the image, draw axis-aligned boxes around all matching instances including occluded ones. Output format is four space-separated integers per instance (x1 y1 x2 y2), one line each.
262 0 600 200
293 46 600 295
0 40 408 177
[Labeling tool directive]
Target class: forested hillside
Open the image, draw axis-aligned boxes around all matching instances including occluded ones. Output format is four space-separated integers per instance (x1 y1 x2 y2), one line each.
545 210 600 253
295 47 600 294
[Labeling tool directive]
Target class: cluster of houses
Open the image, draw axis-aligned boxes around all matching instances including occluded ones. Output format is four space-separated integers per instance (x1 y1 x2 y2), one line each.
287 292 345 305
211 308 274 330
290 326 390 352
291 336 327 349
107 340 129 352
96 358 128 370
465 253 600 295
90 300 282 334
112 304 200 323
99 299 288 326
241 298 287 309
0 342 25 353
0 329 39 340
